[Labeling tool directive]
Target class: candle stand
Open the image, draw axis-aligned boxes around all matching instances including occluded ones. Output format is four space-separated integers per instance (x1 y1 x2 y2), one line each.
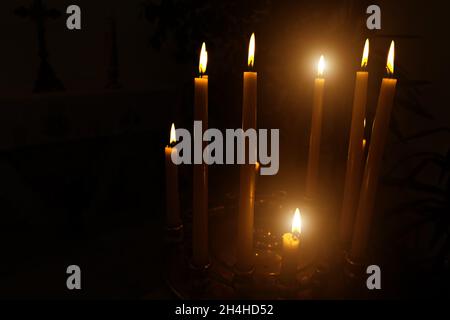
166 192 327 299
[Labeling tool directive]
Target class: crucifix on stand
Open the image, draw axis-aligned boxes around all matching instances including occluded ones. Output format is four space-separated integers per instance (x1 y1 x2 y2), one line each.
15 0 64 93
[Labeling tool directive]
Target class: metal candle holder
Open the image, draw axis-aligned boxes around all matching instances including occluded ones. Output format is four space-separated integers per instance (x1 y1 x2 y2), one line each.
166 192 324 299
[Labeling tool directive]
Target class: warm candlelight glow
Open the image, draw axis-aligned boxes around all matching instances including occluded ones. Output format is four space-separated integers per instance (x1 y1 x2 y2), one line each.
248 33 255 68
386 41 395 76
317 55 325 77
170 123 176 144
291 208 302 234
199 42 208 76
255 161 260 172
362 118 367 149
282 208 301 280
361 39 369 68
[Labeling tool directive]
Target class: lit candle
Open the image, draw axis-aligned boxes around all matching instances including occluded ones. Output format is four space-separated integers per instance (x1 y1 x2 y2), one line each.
193 42 209 268
351 41 397 261
340 40 370 247
281 208 302 281
236 33 257 273
165 123 182 230
306 55 326 199
363 119 367 152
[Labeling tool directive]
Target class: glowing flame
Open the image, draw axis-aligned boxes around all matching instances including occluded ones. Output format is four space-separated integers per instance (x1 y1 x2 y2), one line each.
363 118 367 150
318 55 325 77
248 33 255 68
170 123 176 144
199 42 208 76
386 41 395 76
291 208 302 234
361 39 369 68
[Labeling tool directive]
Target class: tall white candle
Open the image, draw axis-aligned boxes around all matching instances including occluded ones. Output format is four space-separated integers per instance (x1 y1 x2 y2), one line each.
193 43 209 268
340 40 370 246
306 56 326 199
165 123 181 229
236 33 258 273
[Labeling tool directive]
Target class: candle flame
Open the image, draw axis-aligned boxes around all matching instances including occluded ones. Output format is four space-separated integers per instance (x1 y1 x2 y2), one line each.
361 39 369 68
362 118 367 149
170 123 176 144
291 208 302 234
386 41 395 76
199 42 208 76
317 55 325 77
248 33 255 68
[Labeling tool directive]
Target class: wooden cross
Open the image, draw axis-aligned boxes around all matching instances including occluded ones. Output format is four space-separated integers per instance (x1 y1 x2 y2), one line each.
15 0 64 93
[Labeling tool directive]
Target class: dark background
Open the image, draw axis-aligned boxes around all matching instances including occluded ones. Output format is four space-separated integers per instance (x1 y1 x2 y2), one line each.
0 0 448 299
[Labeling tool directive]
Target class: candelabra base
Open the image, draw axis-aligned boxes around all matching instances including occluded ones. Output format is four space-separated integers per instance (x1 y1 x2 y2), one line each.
340 252 372 297
166 192 322 299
